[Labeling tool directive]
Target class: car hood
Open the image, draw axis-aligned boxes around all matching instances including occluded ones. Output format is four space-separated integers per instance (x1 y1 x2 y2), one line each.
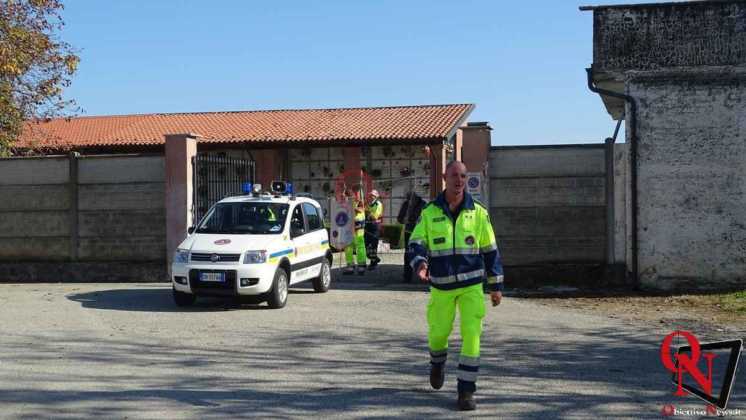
179 233 287 254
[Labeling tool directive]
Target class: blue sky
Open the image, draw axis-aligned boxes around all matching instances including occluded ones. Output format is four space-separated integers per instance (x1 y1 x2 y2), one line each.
60 0 649 145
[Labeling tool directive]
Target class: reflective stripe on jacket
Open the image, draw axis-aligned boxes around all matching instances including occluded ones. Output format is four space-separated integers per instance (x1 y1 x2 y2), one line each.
407 192 504 291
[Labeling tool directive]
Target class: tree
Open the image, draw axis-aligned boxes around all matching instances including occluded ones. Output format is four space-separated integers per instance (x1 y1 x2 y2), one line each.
0 0 78 156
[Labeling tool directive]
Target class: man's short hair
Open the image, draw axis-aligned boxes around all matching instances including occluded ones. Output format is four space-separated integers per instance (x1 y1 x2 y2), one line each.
445 160 466 173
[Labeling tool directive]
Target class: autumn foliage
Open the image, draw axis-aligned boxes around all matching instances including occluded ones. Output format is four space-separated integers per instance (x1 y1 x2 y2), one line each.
0 0 78 155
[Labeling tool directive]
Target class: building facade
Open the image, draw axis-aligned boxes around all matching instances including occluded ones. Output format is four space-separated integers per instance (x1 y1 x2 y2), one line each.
584 0 746 290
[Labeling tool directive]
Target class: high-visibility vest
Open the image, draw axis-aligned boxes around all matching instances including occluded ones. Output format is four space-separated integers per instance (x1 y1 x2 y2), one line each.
366 200 383 223
408 192 504 291
353 199 366 229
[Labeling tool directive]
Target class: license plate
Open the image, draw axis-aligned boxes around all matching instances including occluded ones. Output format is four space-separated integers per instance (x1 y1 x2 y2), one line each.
200 272 225 282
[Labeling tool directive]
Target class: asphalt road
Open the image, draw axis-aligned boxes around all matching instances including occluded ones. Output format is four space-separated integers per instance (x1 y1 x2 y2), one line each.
0 264 743 419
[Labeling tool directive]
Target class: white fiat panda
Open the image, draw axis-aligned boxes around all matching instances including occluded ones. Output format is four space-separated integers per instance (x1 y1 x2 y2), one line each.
171 182 332 309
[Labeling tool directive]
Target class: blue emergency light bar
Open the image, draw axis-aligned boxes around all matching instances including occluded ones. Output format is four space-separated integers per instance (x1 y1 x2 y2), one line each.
242 182 253 194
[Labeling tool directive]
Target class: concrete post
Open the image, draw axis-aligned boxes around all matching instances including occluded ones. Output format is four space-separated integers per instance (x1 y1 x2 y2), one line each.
165 133 198 269
604 137 616 264
68 151 80 262
429 144 445 199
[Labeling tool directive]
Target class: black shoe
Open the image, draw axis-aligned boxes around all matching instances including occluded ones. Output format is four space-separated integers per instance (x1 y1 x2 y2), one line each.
458 392 476 411
368 261 378 270
357 267 366 276
343 268 354 275
429 363 444 390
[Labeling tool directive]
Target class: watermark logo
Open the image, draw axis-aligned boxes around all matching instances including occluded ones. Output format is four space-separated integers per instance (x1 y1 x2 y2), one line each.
660 403 742 417
660 331 716 398
659 331 743 415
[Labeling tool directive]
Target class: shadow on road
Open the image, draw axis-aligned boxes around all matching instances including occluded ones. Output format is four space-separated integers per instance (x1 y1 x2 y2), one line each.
64 264 425 313
65 288 274 313
2 320 731 418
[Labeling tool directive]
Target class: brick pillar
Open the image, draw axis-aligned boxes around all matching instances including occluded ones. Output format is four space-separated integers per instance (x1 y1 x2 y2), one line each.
429 144 445 199
342 146 362 186
165 133 198 269
254 149 281 188
459 123 492 204
459 123 491 171
454 135 463 162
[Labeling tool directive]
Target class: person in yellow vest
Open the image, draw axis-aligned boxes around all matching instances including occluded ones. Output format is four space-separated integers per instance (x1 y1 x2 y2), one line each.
343 188 368 275
364 189 383 270
408 160 503 411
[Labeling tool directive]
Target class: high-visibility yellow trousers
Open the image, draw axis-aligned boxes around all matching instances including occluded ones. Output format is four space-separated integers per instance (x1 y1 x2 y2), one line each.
345 228 367 266
427 282 485 393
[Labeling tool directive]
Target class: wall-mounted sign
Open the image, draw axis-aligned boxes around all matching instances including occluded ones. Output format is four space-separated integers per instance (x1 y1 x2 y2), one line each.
467 172 483 202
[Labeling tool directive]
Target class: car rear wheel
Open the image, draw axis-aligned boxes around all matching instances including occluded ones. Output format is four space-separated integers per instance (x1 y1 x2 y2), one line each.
313 259 331 293
267 268 289 309
173 287 196 307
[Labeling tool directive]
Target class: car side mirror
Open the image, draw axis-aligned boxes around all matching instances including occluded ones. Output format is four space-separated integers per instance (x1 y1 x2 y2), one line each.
187 226 195 234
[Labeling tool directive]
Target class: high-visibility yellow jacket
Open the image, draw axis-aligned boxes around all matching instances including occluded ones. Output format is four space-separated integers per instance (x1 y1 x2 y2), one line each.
353 199 366 230
408 192 504 291
366 200 383 223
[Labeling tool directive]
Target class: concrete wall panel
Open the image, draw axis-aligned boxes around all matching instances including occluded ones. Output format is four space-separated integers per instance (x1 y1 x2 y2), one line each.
490 177 605 208
78 210 165 237
0 211 69 237
491 207 606 238
0 237 69 260
78 156 164 184
78 236 165 261
488 145 609 266
498 237 606 265
0 157 68 185
489 147 605 178
0 185 69 211
78 183 165 210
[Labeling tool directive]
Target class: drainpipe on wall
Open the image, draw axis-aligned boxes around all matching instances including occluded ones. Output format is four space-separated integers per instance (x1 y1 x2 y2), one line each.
586 67 639 288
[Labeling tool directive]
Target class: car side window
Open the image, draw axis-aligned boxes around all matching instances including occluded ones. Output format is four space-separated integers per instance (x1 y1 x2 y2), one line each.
290 205 306 237
303 203 322 231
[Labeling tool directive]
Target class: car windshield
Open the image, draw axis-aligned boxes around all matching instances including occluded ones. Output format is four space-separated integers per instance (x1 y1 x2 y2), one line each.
196 202 289 234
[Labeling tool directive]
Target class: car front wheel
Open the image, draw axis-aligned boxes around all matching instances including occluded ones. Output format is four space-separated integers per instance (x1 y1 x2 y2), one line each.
313 259 331 293
267 268 289 309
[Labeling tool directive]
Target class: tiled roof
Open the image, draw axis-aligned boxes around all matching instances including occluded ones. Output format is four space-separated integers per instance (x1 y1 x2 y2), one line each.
18 104 474 151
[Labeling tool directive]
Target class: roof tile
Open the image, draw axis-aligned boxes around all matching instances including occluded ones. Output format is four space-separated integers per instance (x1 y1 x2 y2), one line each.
19 104 474 150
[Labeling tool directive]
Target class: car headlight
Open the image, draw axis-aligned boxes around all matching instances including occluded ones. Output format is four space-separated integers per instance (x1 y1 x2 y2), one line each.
243 250 267 264
174 249 190 264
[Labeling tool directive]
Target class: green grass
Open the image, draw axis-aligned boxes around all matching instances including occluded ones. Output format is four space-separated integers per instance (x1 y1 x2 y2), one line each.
720 290 746 313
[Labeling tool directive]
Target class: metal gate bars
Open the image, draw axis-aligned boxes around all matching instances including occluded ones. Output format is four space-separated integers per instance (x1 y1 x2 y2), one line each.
192 154 255 225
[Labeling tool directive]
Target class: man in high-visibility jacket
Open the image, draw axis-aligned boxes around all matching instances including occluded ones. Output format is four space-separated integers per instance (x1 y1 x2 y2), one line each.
408 160 503 411
364 189 383 270
344 188 368 275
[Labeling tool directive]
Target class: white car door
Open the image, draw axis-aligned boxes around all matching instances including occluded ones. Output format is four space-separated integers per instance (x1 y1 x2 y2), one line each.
289 204 314 284
301 202 328 277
